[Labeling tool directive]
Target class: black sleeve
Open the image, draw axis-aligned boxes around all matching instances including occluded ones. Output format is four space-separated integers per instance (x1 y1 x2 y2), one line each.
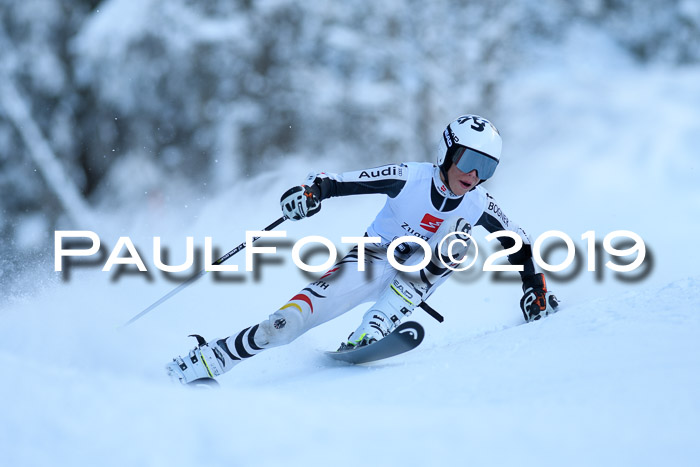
310 164 409 200
476 194 540 289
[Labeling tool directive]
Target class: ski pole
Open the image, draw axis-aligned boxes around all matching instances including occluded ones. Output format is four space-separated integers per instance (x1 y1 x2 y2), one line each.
418 301 444 323
123 215 287 327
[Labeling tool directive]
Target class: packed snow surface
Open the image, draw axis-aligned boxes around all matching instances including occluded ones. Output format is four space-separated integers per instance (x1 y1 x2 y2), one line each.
2 269 699 466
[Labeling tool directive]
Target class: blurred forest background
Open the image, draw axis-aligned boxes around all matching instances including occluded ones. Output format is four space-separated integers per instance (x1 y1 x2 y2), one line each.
1 0 699 283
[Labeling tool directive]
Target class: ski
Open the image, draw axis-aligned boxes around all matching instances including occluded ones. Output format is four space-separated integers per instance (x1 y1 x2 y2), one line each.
325 321 425 364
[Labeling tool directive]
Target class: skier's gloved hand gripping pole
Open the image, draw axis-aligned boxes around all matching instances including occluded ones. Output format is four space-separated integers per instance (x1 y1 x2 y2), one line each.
123 215 287 327
520 272 560 322
280 183 322 221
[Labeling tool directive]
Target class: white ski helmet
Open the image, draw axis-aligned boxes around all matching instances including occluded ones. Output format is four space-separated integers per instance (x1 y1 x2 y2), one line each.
437 114 502 182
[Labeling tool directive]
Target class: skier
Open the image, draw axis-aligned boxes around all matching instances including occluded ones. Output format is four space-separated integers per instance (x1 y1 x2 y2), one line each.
166 114 560 384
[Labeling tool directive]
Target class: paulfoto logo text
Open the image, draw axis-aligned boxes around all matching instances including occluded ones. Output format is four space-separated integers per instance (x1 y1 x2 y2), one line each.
54 229 647 277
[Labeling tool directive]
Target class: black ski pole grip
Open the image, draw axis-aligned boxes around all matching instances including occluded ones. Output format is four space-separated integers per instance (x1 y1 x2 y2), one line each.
418 301 444 323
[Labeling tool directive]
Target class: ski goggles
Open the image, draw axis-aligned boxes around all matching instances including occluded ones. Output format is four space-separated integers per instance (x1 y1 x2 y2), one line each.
448 144 499 179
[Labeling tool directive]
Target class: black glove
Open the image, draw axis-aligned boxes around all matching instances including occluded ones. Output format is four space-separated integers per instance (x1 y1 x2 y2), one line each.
520 273 560 322
280 184 321 221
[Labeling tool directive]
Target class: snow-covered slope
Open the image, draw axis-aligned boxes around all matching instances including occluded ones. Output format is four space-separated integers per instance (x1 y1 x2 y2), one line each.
2 268 699 466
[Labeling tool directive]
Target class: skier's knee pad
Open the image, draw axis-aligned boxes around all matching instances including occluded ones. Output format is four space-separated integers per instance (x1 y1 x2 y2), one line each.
258 308 305 347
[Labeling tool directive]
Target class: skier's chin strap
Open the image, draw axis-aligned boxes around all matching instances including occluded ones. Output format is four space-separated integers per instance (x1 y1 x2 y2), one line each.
434 166 461 199
439 165 453 194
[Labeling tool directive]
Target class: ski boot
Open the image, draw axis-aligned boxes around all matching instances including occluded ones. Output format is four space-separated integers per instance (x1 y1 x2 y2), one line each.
337 312 387 351
166 335 230 385
338 274 425 351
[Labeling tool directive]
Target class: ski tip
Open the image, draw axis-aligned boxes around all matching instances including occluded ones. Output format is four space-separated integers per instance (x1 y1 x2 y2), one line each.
395 320 425 344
